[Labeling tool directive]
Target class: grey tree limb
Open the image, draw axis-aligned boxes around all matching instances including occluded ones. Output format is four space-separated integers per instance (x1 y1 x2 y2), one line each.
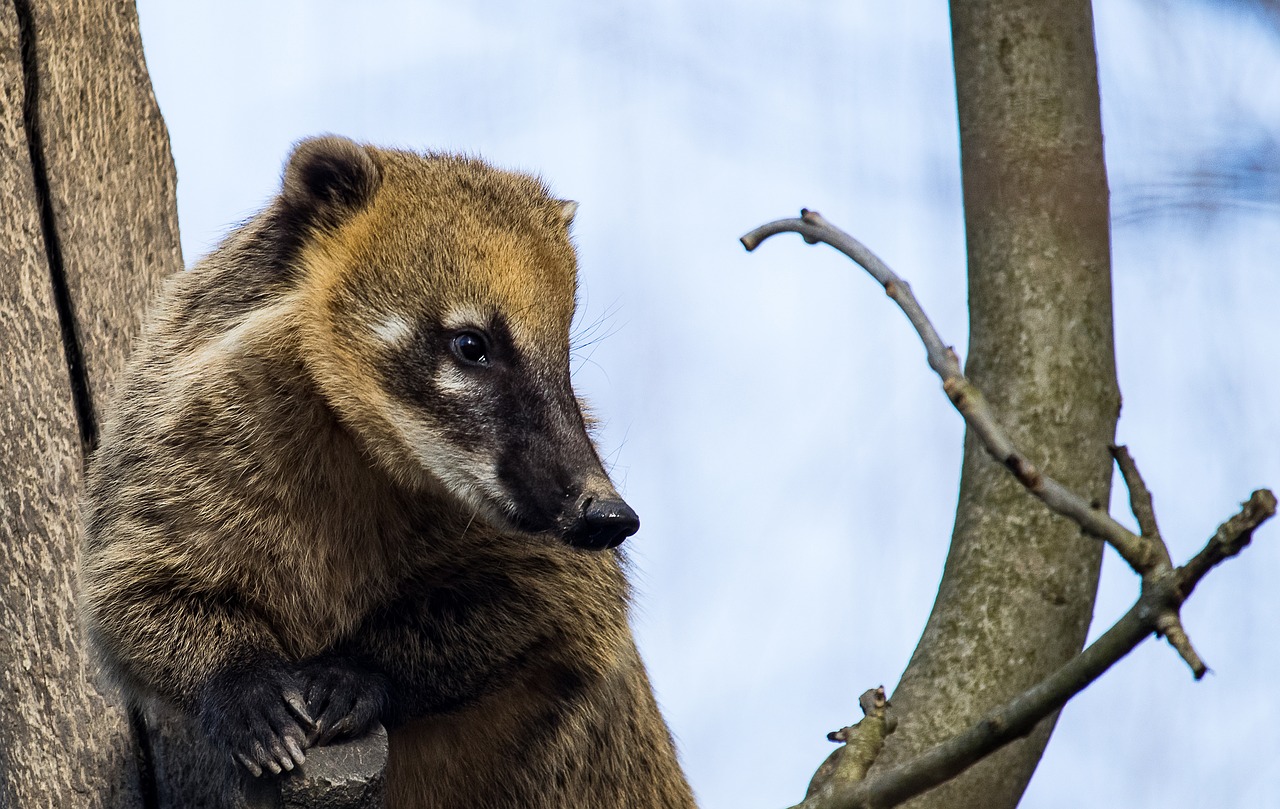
0 1 145 804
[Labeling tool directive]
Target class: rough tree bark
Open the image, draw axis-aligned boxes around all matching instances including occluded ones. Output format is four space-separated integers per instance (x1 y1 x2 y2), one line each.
868 2 1119 807
0 0 178 806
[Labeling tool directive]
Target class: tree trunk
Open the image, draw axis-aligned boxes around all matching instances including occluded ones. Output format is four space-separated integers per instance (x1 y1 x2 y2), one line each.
0 0 180 805
15 0 184 434
870 2 1120 807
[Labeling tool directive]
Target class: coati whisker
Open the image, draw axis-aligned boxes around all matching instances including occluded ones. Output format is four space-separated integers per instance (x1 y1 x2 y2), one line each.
458 509 478 544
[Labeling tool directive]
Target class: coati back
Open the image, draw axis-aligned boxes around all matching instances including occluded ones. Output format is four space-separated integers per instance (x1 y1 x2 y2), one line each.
81 136 695 809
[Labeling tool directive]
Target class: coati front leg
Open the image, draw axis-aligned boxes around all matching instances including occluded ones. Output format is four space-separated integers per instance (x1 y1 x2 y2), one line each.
299 542 626 727
83 558 315 777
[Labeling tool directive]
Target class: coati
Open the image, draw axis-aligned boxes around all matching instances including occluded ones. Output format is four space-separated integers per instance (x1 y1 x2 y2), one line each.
80 136 696 808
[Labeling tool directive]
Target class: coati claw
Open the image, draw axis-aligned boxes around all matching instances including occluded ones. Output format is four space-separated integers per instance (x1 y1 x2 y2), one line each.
234 752 263 778
285 735 306 765
260 744 282 775
300 659 388 747
269 736 294 771
284 688 315 729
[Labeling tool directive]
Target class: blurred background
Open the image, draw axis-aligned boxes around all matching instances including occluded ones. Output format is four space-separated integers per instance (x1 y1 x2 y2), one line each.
132 1 1280 806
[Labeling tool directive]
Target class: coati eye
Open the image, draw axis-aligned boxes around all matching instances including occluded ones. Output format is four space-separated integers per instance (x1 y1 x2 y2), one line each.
450 331 491 367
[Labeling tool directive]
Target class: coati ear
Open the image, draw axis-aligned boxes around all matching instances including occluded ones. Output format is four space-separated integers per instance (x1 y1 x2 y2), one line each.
555 199 579 227
280 136 381 231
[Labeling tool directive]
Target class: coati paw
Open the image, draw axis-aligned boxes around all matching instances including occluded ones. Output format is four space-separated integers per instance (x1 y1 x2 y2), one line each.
198 665 314 778
300 659 388 746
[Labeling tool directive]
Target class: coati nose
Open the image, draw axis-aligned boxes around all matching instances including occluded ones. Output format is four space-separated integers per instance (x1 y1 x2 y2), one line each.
570 498 640 551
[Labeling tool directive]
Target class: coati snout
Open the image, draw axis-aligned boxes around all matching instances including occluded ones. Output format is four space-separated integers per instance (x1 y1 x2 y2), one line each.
408 367 642 551
571 497 641 550
480 362 640 549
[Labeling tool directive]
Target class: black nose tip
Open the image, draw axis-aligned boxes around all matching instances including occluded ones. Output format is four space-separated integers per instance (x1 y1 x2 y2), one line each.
570 498 640 550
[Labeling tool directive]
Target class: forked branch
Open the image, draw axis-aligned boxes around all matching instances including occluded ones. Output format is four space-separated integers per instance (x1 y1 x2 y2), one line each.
742 211 1276 809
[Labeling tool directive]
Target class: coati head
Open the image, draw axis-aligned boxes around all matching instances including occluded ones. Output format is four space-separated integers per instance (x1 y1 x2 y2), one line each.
278 136 637 550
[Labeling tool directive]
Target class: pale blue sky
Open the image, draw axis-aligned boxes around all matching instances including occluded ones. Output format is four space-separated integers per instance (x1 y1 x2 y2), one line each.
134 1 1280 805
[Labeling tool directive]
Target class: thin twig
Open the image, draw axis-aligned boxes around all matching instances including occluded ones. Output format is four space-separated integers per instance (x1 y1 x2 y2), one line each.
1178 490 1277 597
742 211 959 383
742 212 1153 572
1153 610 1206 679
1108 445 1198 672
1110 445 1164 550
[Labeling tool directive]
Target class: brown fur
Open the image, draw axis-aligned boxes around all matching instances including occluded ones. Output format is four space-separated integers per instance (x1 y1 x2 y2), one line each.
81 137 695 808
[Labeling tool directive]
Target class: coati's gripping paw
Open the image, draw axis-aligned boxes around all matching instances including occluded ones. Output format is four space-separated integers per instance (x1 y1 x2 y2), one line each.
198 665 314 778
300 659 388 746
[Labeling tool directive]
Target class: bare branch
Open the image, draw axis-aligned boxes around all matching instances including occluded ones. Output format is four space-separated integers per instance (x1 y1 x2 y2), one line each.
742 212 1153 572
1179 489 1278 597
784 501 1272 809
1110 445 1164 550
787 492 1274 809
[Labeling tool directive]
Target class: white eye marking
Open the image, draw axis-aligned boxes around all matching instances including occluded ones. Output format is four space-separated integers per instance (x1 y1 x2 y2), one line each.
371 314 414 346
434 365 474 396
442 306 489 332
